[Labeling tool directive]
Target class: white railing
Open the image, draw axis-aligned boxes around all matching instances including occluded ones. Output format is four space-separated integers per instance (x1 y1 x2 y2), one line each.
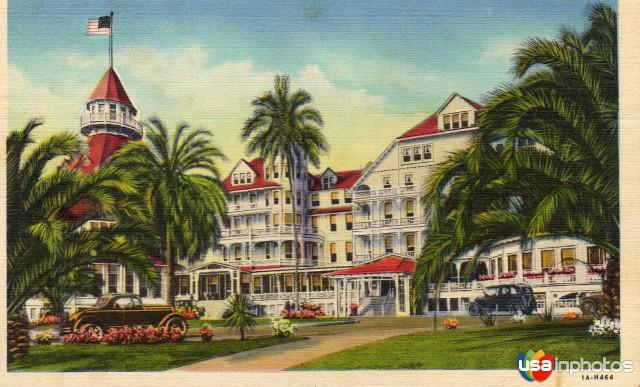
354 186 421 199
80 112 143 135
221 225 322 238
228 258 318 267
250 290 334 301
354 254 372 262
353 221 371 230
431 272 603 292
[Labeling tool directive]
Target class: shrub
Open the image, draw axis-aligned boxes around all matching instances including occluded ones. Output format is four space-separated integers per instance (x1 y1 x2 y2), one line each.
561 311 581 320
224 294 258 340
589 317 620 338
539 303 554 322
273 319 297 337
511 311 527 324
34 330 54 345
442 318 459 330
281 301 326 319
479 312 497 327
37 314 60 326
102 326 184 344
63 328 101 344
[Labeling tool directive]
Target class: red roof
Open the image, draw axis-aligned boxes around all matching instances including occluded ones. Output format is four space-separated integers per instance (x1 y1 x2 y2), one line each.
223 158 281 192
309 169 362 191
325 256 415 277
397 114 439 139
310 206 352 215
89 67 136 111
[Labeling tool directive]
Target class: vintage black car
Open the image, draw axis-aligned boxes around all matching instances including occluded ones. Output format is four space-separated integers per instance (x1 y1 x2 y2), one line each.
62 294 187 338
468 284 537 316
579 292 603 317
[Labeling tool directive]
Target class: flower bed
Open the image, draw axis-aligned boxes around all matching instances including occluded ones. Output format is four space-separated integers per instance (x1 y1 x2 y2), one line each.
547 267 575 275
281 301 326 319
478 274 495 281
524 271 544 279
102 326 184 344
442 318 459 330
63 328 101 344
177 306 200 320
561 311 581 320
37 315 60 326
498 272 515 279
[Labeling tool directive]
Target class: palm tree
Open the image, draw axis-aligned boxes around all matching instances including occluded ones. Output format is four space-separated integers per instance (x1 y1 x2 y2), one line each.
111 117 228 306
241 74 328 310
7 119 155 315
224 293 258 340
413 3 619 317
40 266 101 317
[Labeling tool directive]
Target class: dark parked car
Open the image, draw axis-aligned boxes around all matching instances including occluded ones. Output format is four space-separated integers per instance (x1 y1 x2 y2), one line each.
62 294 187 338
468 284 537 316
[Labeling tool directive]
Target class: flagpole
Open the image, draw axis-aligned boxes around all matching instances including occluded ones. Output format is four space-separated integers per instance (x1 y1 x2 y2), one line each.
109 11 114 68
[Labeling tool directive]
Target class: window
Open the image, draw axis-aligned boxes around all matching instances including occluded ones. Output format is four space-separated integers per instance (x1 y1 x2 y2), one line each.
273 191 279 205
233 174 238 185
284 242 293 259
311 193 320 207
284 274 293 292
452 113 460 129
296 191 301 206
384 235 393 254
295 214 301 225
323 176 333 189
311 244 319 261
115 296 136 310
265 243 271 259
541 250 555 269
285 190 291 205
406 234 415 252
498 256 504 273
311 216 318 228
587 246 606 265
413 146 422 161
240 173 246 184
423 144 432 160
461 112 469 128
273 213 280 226
108 264 119 293
125 270 134 293
273 165 279 179
403 148 411 163
246 173 252 183
265 193 270 206
443 114 451 130
404 174 413 186
345 191 352 203
383 177 391 188
265 214 270 226
508 254 518 273
331 191 339 205
405 200 415 217
330 243 337 262
253 277 262 294
249 193 256 203
284 213 293 226
346 213 353 230
109 104 117 119
245 216 252 228
177 276 190 296
384 202 393 219
330 214 337 232
561 248 576 267
234 245 242 260
266 169 270 180
346 242 353 261
522 252 533 270
284 166 289 178
233 195 239 205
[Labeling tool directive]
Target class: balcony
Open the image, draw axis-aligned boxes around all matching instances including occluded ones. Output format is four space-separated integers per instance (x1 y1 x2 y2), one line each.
429 271 603 292
221 225 322 239
250 291 334 301
354 216 426 230
80 112 143 137
353 185 419 199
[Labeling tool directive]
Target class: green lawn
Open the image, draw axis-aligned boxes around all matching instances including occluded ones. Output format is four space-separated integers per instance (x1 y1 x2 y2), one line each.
9 337 300 372
291 320 619 370
188 317 348 328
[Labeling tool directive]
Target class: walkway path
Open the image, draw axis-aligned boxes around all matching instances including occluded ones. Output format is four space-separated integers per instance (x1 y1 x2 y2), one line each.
176 317 439 372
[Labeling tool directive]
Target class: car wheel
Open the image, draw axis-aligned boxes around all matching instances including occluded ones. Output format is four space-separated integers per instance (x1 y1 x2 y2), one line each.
164 316 187 334
80 323 104 340
468 303 480 317
508 302 523 315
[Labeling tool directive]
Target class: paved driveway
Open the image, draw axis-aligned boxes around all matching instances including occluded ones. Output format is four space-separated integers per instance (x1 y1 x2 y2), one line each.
176 317 466 372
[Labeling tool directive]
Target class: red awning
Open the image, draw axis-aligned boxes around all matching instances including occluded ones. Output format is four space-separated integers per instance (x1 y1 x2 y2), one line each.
325 256 415 277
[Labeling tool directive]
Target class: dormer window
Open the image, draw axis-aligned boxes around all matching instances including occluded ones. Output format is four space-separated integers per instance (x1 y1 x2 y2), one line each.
452 113 460 129
403 148 411 163
233 174 239 185
246 173 252 183
461 112 469 128
273 166 279 179
240 173 246 184
323 176 334 190
423 144 433 160
413 147 421 161
443 114 451 130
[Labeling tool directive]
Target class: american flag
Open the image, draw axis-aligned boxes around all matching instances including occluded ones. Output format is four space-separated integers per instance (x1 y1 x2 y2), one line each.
86 16 111 35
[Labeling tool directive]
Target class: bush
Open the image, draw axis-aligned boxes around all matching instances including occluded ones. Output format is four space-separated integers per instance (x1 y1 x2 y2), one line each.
589 317 620 338
273 319 297 337
511 311 527 324
63 328 101 344
479 312 496 327
281 301 326 319
442 318 459 330
34 330 54 345
102 326 185 344
561 311 581 320
539 304 554 322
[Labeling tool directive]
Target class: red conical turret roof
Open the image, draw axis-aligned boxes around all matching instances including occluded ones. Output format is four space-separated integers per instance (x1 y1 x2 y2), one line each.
89 67 136 112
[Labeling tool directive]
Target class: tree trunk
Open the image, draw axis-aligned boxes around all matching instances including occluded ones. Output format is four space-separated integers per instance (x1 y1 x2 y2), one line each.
240 326 245 340
288 162 301 311
602 256 620 318
163 227 175 307
7 313 30 363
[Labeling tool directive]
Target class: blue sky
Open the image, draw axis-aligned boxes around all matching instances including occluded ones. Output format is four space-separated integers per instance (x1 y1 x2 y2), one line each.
9 0 617 172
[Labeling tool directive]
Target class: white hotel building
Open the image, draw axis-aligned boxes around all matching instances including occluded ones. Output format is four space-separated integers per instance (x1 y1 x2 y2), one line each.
25 69 607 321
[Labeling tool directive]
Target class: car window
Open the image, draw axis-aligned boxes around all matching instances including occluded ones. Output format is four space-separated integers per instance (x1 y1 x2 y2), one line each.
484 288 497 297
131 297 143 308
94 296 111 308
500 287 511 295
511 286 522 294
114 297 134 309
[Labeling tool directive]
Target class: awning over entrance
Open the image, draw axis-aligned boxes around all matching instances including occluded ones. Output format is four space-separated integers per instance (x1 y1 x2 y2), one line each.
325 256 415 277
